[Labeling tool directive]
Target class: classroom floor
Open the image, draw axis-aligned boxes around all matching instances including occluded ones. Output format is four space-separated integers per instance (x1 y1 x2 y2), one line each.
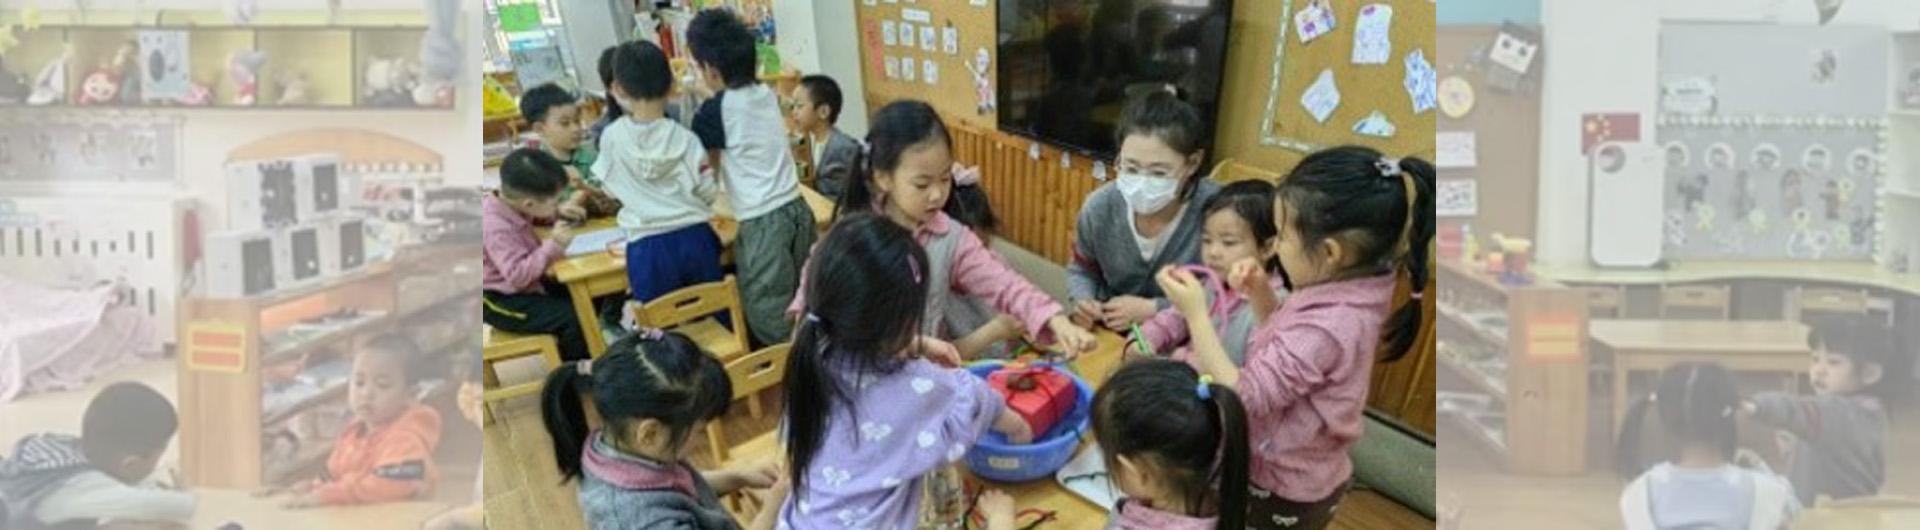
1439 399 1920 529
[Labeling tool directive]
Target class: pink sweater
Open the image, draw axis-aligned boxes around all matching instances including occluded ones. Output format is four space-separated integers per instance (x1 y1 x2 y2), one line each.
1137 275 1288 361
787 212 1063 341
1238 273 1395 502
481 192 563 294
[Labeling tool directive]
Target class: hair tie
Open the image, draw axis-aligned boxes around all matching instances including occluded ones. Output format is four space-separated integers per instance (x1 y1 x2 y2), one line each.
805 312 822 324
1196 375 1214 400
577 359 593 377
908 256 923 284
1376 158 1403 178
952 163 982 187
1410 292 1425 300
636 327 665 341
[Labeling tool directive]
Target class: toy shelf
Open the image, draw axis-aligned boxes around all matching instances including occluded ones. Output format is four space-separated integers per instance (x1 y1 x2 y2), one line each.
1436 260 1591 476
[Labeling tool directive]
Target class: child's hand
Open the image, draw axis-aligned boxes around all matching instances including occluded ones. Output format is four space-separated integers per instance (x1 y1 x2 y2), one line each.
1100 296 1158 330
550 221 577 247
1070 300 1102 329
994 409 1035 444
458 381 484 426
1228 258 1270 294
979 489 1017 530
915 336 964 368
733 461 781 490
1155 267 1208 317
558 203 588 223
1045 316 1095 358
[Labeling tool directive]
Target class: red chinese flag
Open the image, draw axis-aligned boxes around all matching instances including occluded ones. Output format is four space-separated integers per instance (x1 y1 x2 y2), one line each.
1581 113 1641 154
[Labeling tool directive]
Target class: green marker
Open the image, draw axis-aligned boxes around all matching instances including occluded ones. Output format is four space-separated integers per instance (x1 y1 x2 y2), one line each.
1129 324 1154 357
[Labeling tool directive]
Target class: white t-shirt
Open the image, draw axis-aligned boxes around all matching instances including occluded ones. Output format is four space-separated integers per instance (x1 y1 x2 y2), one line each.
1126 203 1186 262
692 84 802 220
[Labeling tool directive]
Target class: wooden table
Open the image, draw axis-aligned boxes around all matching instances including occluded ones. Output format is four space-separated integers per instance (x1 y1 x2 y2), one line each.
963 330 1128 529
543 188 835 357
1590 319 1811 427
188 489 450 530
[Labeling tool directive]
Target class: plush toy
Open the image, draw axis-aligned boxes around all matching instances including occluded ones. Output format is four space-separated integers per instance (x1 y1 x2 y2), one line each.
113 40 141 104
412 79 453 107
77 69 120 105
228 50 267 106
276 71 311 105
180 79 214 106
362 57 419 107
27 48 70 105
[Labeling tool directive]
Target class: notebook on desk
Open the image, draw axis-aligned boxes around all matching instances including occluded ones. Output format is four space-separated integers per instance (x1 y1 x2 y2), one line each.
565 227 626 257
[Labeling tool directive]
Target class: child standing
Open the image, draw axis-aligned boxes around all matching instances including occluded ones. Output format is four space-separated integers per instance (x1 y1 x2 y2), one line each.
788 74 862 198
594 39 726 305
941 164 1025 360
0 382 194 530
687 8 814 346
541 331 783 530
1618 363 1800 530
793 100 1095 358
780 214 1033 529
482 148 589 361
1088 359 1250 529
1157 146 1433 530
520 83 620 220
1069 90 1222 332
1132 180 1287 365
270 335 443 508
586 46 625 146
1741 319 1900 505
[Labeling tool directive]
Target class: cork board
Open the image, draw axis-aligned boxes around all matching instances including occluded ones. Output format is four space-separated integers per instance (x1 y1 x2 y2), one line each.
854 1 999 129
1258 0 1436 159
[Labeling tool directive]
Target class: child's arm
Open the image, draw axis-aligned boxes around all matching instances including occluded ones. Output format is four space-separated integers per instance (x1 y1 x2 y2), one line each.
690 96 727 186
744 478 789 530
1133 305 1188 357
948 229 1096 354
483 221 566 289
1158 267 1243 386
1744 392 1834 440
33 473 196 525
1229 259 1281 327
302 433 437 507
952 314 1023 360
702 461 779 495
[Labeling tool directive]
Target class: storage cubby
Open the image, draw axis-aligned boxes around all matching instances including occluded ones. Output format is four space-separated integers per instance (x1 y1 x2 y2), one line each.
256 29 355 107
187 29 258 106
1437 260 1591 475
352 28 431 107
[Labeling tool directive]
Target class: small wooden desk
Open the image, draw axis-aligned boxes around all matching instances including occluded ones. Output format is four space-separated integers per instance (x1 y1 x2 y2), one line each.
543 188 835 357
1589 319 1811 427
965 331 1128 529
188 489 450 529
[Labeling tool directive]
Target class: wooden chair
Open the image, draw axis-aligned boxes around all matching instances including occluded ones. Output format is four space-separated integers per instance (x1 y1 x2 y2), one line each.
481 327 564 425
707 343 791 519
1658 284 1732 320
1786 286 1870 323
1587 285 1628 319
630 276 751 362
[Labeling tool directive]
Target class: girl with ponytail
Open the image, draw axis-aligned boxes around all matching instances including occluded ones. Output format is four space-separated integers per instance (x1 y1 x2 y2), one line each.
1616 362 1799 530
1155 145 1434 529
1084 359 1251 529
540 331 783 530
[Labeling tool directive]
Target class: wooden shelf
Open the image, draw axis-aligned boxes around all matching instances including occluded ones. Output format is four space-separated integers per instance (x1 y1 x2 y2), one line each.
262 313 391 365
1445 409 1508 456
262 383 347 426
1439 351 1509 401
1438 303 1512 346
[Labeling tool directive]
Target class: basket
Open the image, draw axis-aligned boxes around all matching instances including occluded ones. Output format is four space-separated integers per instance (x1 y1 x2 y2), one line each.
962 362 1094 483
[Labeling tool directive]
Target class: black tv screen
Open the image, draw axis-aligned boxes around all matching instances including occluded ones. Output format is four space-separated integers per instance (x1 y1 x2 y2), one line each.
997 0 1235 159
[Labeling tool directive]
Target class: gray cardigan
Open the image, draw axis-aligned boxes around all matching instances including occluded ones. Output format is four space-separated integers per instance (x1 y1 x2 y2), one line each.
1068 179 1221 306
1748 392 1887 505
811 127 862 198
578 436 739 530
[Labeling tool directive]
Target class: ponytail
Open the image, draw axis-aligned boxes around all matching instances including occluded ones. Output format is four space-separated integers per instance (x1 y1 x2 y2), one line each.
541 359 594 482
1613 392 1659 479
1382 157 1435 363
783 316 837 497
1094 360 1248 525
1613 362 1741 479
1206 382 1250 530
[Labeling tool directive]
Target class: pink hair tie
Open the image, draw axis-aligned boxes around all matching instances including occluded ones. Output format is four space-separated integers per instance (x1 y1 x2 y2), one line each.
952 163 982 187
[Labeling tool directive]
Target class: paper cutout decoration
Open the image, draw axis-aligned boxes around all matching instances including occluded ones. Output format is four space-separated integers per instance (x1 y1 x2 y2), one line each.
1489 23 1540 76
1404 50 1436 113
1580 113 1639 154
1803 144 1831 171
1438 179 1478 217
1029 142 1041 160
1061 152 1072 169
27 46 70 105
1353 111 1396 137
1848 148 1876 177
1810 49 1838 85
923 58 938 85
920 25 936 52
1439 76 1475 118
1437 131 1477 168
973 0 989 6
883 20 898 46
138 31 191 103
1752 144 1781 170
1352 4 1393 64
1664 142 1690 169
1661 77 1717 115
1705 143 1734 170
1294 0 1336 43
969 47 996 114
943 25 959 55
1300 69 1341 123
1093 161 1108 181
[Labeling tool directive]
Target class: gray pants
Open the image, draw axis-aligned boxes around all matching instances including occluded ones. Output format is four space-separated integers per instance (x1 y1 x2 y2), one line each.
736 197 815 346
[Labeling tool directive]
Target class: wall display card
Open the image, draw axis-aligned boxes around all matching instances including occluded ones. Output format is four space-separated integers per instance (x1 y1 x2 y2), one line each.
1300 69 1340 123
509 44 567 90
1437 131 1477 168
920 25 937 52
943 26 959 55
883 20 898 46
137 31 191 102
1661 77 1717 115
1438 179 1478 217
897 22 915 48
902 57 917 82
885 56 900 79
923 58 939 85
1294 0 1336 43
902 8 931 23
1351 4 1393 64
1404 49 1437 113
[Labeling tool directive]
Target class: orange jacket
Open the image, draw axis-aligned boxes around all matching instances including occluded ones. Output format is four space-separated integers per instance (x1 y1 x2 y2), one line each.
314 405 442 505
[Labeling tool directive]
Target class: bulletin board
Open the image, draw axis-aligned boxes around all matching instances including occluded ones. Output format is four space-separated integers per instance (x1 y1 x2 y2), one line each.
1658 121 1881 261
1258 0 1436 159
853 0 1000 129
1433 25 1541 241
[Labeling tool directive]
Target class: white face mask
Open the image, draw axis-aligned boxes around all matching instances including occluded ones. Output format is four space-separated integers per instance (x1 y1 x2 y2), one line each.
1116 172 1180 214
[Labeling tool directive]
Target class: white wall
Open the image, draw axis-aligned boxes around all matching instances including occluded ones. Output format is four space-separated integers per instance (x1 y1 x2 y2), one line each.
1535 0 1661 265
1663 0 1920 29
774 0 869 136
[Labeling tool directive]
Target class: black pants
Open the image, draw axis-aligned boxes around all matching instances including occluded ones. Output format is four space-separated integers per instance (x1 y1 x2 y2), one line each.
1246 480 1351 530
483 281 592 362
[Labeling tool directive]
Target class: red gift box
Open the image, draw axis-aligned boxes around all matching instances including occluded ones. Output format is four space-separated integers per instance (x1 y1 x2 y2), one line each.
988 365 1078 438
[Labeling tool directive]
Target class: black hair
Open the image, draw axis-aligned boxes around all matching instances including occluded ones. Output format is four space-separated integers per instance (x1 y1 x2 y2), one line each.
1204 180 1280 273
596 46 626 119
499 148 568 199
81 382 179 462
518 83 578 124
1807 316 1908 402
1093 360 1249 529
1614 362 1740 478
831 100 962 223
784 214 930 497
611 39 674 101
541 332 731 483
686 8 759 89
1115 89 1210 200
798 74 844 124
359 333 423 385
1276 145 1435 363
949 183 1000 238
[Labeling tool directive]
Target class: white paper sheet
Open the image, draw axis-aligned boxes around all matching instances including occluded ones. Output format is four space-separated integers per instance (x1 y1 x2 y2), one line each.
1301 69 1341 123
1295 0 1335 43
1437 131 1478 168
1351 4 1393 64
565 227 626 257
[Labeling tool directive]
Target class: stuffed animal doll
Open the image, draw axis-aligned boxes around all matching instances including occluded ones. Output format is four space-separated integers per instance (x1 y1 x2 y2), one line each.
276 71 312 105
77 69 121 105
229 50 268 106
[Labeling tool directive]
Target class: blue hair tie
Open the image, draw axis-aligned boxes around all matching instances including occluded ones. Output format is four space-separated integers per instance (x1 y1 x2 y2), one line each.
1196 375 1214 400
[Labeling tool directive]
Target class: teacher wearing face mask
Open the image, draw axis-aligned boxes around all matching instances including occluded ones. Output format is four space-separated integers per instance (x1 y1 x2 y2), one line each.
1068 89 1221 332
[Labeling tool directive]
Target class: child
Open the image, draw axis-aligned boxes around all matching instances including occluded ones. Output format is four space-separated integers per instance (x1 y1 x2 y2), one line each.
687 8 815 347
0 382 194 529
941 164 1025 360
1089 359 1251 529
1618 363 1800 530
271 335 443 508
541 330 783 530
1156 145 1433 530
1132 180 1287 365
792 100 1096 358
586 46 624 146
520 83 620 221
788 74 861 197
780 214 1033 529
594 39 726 306
482 148 589 361
1069 90 1222 332
1741 318 1899 505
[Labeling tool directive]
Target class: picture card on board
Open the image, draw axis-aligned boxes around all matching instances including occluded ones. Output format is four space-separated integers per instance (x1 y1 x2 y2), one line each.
1437 131 1478 168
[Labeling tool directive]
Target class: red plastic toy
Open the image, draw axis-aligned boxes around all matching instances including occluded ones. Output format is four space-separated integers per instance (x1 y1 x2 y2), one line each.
987 364 1078 439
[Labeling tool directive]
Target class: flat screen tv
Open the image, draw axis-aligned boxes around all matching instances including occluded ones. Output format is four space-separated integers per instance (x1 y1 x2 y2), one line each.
997 0 1235 160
